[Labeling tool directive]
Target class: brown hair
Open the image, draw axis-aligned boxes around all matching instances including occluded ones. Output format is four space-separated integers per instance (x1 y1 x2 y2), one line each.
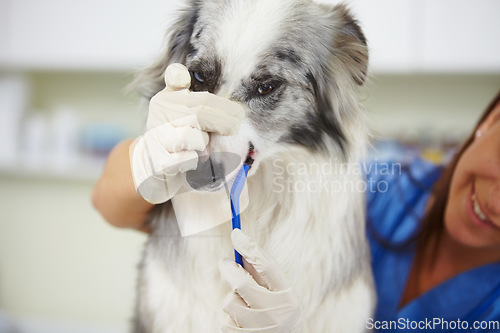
416 90 500 260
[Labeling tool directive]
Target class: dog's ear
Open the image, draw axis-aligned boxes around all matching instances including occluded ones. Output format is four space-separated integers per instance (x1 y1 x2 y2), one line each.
328 4 369 86
132 1 200 99
166 0 200 64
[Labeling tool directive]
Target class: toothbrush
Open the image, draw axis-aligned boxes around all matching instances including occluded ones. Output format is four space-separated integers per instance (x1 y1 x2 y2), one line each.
229 158 253 266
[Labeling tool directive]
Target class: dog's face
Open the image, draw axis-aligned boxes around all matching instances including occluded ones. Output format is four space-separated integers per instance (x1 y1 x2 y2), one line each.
142 0 368 176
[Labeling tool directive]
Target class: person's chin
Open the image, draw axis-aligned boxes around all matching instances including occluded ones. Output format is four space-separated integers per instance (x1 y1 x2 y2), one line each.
444 205 487 248
446 217 500 250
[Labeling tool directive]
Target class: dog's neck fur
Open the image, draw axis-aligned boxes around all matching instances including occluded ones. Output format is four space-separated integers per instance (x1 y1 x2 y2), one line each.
142 139 371 332
241 143 369 312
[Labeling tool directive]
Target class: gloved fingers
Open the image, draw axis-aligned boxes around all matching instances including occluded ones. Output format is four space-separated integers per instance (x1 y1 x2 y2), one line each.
222 292 248 328
170 114 202 130
164 63 191 91
153 102 241 137
221 315 259 333
231 229 290 291
155 150 199 176
219 259 286 309
162 63 243 120
221 314 241 333
131 138 184 204
223 292 285 330
221 314 281 333
158 89 245 119
220 254 303 333
190 104 243 136
148 99 243 136
135 173 182 204
241 257 268 288
219 259 264 308
132 135 199 182
148 63 244 134
146 122 209 153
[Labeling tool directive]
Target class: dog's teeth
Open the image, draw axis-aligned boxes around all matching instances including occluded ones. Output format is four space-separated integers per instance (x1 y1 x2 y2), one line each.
472 193 488 221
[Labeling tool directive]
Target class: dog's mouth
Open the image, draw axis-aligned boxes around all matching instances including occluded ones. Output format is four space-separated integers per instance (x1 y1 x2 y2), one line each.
244 142 255 167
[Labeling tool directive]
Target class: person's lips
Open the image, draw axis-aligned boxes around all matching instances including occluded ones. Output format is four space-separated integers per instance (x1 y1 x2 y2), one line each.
469 183 500 230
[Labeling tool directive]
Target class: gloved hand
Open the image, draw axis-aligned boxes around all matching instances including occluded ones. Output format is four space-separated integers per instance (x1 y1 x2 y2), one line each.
130 63 245 204
219 229 302 333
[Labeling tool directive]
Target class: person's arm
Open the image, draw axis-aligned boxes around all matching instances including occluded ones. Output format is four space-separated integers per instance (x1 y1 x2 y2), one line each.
91 138 154 233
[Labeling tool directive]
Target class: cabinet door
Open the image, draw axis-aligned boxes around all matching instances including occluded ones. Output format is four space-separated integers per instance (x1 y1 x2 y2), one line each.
419 0 500 72
5 0 184 70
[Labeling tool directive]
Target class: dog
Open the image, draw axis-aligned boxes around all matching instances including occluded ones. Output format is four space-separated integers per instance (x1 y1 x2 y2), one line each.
133 0 374 331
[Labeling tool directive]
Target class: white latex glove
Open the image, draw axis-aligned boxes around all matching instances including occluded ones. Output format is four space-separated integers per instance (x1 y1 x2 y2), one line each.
130 63 245 204
219 229 302 333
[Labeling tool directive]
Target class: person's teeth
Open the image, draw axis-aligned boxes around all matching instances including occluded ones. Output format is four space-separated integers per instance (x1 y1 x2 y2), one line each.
472 193 488 221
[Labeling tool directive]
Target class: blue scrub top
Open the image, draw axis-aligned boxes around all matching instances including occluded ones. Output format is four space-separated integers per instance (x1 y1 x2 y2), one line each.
366 158 500 332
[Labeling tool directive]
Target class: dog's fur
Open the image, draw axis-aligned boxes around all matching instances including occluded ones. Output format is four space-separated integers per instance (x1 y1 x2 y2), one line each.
133 0 374 331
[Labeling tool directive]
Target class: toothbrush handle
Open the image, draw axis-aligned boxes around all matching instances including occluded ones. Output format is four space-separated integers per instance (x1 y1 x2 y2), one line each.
232 213 244 266
230 164 250 267
234 249 244 266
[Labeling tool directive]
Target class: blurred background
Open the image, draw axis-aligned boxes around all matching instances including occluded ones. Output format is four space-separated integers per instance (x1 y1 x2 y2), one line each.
0 0 499 332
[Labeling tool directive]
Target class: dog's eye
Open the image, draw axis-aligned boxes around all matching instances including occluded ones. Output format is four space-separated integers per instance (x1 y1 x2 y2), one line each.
257 84 274 96
192 72 205 83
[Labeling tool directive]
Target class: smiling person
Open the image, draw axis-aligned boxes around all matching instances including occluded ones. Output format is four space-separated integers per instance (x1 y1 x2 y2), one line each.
367 90 500 331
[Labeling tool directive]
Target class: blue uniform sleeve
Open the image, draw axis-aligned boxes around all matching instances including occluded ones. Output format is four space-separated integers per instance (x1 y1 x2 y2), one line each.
364 158 442 263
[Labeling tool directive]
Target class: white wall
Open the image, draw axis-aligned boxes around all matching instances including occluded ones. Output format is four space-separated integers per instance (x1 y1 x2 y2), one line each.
363 74 500 139
0 176 147 332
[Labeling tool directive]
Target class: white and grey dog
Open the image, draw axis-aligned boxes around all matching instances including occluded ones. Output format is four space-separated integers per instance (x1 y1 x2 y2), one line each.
134 0 374 331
